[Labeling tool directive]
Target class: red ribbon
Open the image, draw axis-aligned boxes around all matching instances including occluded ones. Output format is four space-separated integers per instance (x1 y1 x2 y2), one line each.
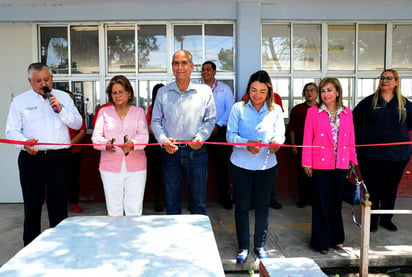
1 138 411 148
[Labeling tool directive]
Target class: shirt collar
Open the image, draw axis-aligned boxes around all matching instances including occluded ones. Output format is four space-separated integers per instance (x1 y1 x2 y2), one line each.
245 100 269 113
318 103 347 115
171 80 195 94
32 89 47 99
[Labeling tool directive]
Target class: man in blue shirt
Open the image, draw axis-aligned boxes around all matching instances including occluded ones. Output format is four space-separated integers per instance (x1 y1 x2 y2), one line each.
201 61 235 210
151 50 216 215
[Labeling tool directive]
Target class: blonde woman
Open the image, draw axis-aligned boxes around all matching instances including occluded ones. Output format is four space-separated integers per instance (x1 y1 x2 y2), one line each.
302 77 357 255
353 69 412 232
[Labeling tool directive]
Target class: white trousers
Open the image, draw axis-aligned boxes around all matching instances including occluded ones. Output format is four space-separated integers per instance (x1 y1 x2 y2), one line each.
100 158 146 216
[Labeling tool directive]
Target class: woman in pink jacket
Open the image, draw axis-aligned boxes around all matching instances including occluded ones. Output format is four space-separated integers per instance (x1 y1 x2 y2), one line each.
302 77 357 255
92 75 149 216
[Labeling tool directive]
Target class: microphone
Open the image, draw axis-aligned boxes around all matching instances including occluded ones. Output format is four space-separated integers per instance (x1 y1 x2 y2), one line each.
43 86 59 113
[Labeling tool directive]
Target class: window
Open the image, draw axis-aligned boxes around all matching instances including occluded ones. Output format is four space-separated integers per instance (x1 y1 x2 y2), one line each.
392 24 412 71
262 24 290 71
358 24 385 71
138 25 167 73
262 23 321 72
401 78 412 98
107 25 135 73
292 78 317 106
293 24 321 71
173 24 235 72
204 24 234 72
70 26 99 74
39 22 235 129
328 24 355 71
272 78 290 117
338 78 354 108
262 21 412 117
40 26 68 74
174 25 202 70
138 80 167 111
356 78 379 105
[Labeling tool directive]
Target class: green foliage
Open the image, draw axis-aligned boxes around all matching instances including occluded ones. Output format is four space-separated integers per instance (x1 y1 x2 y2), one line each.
217 48 233 71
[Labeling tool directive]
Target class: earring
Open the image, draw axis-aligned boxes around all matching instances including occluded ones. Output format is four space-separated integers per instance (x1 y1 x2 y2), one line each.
129 96 131 100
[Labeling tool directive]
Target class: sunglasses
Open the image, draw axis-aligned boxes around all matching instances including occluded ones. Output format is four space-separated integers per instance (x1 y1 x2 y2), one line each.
379 76 394 81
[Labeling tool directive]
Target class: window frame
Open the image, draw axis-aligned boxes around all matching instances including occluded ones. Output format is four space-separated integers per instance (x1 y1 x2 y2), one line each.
37 21 236 131
262 21 412 120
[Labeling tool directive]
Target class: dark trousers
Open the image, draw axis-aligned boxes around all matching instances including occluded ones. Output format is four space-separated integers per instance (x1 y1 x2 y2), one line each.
311 169 346 251
146 134 163 199
295 149 312 204
358 158 409 225
230 163 277 250
69 151 82 204
18 149 71 246
207 126 231 202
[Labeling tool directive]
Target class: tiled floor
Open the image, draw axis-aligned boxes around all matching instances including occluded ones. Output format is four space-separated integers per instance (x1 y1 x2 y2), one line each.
1 199 412 276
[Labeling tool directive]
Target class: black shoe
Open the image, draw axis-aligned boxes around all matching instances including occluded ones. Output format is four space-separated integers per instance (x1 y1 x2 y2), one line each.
270 199 282 209
370 224 378 233
219 199 233 210
379 220 398 231
297 201 306 208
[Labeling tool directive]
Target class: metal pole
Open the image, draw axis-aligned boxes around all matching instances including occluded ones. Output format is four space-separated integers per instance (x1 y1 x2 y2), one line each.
359 193 372 277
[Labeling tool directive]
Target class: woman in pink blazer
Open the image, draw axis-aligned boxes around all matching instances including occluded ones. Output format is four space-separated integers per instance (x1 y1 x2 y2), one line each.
92 75 149 216
302 77 357 255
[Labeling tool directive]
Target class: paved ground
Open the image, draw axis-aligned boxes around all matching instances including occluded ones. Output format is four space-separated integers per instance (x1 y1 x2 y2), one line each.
1 199 412 276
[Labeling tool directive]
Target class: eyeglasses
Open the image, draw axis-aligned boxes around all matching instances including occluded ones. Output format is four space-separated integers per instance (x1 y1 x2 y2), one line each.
379 76 394 81
112 91 126 96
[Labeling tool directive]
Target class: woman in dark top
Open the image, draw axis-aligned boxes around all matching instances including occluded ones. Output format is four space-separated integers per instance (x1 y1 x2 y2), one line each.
353 69 412 232
146 83 165 212
288 82 318 208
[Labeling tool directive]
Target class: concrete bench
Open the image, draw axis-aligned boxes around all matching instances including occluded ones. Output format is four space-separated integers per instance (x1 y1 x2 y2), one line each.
0 215 225 277
260 257 327 277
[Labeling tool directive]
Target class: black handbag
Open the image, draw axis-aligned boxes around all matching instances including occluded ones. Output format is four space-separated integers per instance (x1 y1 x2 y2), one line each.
343 164 368 227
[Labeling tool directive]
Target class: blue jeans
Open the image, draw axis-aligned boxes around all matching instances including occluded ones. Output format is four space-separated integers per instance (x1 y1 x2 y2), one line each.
161 145 208 215
230 163 277 250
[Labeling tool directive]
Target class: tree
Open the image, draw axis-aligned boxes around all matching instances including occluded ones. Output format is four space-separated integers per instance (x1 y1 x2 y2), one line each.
217 48 233 72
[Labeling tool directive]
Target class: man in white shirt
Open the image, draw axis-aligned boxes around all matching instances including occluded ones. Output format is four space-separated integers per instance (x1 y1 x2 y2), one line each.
6 62 82 245
201 61 235 210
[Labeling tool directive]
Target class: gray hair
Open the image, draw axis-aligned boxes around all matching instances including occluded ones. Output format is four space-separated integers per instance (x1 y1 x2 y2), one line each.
27 62 52 79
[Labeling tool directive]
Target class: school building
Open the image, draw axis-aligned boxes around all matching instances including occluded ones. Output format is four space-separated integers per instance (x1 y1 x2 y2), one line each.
0 0 412 202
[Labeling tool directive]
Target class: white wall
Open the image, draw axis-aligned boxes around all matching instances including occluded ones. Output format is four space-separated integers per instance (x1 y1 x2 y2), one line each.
236 3 262 97
0 23 33 202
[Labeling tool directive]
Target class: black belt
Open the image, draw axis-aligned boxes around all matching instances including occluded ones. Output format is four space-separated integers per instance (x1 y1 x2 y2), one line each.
176 143 188 148
160 142 196 149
